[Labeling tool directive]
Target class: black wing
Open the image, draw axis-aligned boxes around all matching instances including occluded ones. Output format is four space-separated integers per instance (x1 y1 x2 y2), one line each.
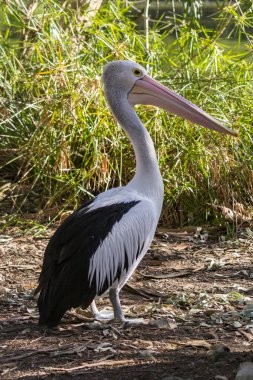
36 199 139 327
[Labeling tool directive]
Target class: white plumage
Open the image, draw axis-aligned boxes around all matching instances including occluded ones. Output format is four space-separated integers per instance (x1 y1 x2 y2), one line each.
88 193 158 293
36 60 236 327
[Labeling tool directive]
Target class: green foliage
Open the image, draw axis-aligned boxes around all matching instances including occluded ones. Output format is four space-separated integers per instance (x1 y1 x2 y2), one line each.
0 0 252 226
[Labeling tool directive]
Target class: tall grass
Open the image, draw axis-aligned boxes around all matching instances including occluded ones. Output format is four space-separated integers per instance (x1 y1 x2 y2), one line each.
0 0 253 226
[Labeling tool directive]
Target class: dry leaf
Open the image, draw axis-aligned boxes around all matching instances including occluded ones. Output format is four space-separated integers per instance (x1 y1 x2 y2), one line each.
185 339 211 349
173 243 189 251
211 204 253 225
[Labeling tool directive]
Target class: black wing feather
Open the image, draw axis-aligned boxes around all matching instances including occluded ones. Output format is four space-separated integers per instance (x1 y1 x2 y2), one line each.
36 199 139 327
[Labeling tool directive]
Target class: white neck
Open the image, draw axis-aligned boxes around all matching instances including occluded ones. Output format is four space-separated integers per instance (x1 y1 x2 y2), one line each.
106 91 164 202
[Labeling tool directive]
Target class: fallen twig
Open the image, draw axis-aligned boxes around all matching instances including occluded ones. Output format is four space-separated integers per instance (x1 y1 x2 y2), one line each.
124 283 166 300
66 310 93 323
0 341 92 364
140 270 192 280
44 354 119 374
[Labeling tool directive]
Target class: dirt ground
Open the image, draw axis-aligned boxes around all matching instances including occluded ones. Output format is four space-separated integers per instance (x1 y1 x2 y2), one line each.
0 225 253 380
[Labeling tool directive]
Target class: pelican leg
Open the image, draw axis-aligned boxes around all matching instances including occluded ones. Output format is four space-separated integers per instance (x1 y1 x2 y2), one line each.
90 300 114 321
109 288 145 324
109 288 124 320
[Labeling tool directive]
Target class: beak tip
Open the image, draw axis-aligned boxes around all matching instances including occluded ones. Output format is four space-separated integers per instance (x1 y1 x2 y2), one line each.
228 130 238 137
221 124 238 137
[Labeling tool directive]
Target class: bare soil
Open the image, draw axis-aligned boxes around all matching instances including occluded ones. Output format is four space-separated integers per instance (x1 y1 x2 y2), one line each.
0 226 253 380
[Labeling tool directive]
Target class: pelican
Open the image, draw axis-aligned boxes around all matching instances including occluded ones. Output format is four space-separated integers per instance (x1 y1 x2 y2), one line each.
36 60 236 327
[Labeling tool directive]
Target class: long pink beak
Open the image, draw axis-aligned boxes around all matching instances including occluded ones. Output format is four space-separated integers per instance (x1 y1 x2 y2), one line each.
128 75 237 136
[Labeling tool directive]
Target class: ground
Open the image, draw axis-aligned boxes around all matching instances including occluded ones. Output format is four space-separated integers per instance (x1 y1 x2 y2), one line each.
0 225 253 380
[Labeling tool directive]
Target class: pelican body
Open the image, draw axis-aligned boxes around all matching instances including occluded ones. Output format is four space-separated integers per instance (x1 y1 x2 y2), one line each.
36 61 236 327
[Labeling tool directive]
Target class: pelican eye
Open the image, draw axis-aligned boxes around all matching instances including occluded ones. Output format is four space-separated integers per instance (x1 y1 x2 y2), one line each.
132 68 142 77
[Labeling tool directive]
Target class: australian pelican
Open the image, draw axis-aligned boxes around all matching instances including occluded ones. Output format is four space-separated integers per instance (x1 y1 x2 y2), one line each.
36 60 236 327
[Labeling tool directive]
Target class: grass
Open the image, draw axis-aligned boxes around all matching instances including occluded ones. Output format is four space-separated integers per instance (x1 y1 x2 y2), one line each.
0 0 253 227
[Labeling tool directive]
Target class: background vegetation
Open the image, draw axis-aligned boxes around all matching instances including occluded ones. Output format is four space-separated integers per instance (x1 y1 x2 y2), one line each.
0 0 252 228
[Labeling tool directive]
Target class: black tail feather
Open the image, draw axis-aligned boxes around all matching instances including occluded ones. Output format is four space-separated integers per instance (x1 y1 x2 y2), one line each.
37 278 96 327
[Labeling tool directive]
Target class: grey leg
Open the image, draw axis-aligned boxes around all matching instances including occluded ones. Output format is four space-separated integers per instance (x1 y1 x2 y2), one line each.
90 290 146 324
109 288 145 324
109 288 124 320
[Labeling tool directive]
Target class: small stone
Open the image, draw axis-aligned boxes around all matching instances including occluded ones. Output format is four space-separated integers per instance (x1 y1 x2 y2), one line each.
212 343 230 353
20 328 31 335
200 322 211 327
234 321 243 328
85 321 103 329
139 349 156 358
152 318 176 329
208 343 230 361
215 376 228 380
95 342 116 353
235 362 253 380
103 329 110 336
202 331 218 340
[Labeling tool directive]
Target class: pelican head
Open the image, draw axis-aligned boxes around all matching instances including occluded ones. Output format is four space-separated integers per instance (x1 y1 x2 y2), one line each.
103 60 237 136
